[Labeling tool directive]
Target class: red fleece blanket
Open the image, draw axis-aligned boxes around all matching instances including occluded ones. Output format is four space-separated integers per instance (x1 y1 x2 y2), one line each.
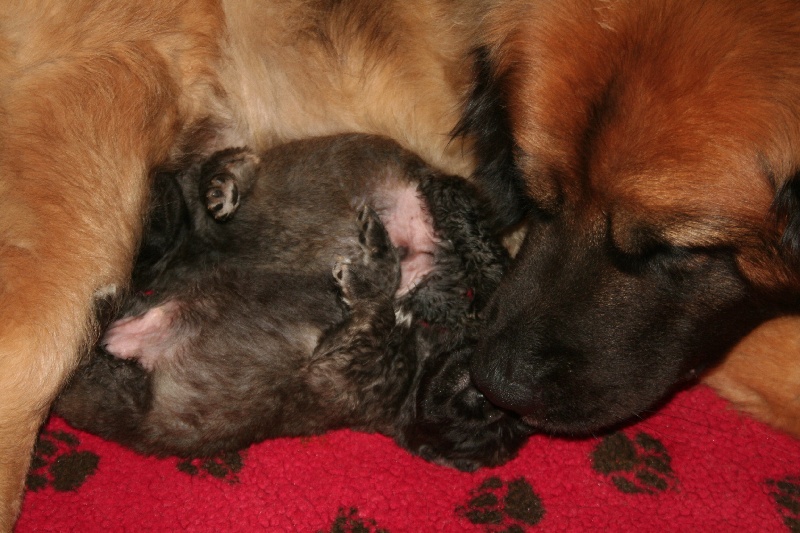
17 385 800 532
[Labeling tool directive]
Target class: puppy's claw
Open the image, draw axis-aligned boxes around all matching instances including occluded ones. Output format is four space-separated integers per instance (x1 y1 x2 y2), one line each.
205 174 240 222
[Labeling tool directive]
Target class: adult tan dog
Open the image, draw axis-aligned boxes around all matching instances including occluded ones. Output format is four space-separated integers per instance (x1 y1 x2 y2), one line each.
0 1 480 527
466 0 800 436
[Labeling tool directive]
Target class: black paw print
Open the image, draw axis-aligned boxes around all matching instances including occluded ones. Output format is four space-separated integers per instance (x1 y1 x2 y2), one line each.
319 507 389 533
591 431 676 494
767 476 800 532
26 429 99 492
456 476 545 532
176 450 244 483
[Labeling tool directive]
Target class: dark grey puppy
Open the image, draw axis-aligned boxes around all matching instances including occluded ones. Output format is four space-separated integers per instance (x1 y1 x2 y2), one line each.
55 134 530 471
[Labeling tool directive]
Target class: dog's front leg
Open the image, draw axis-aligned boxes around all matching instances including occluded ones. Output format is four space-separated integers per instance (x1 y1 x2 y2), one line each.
0 48 183 529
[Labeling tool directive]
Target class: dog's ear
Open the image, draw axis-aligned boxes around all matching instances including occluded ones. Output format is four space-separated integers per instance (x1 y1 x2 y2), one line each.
773 170 800 266
454 47 529 230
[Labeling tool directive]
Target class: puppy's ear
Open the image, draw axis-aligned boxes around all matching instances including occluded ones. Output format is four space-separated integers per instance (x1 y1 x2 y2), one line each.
454 47 529 229
773 170 800 265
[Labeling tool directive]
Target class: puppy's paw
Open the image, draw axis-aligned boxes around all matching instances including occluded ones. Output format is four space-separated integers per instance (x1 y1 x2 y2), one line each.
200 147 260 222
357 204 392 259
333 256 397 304
205 173 240 222
333 206 399 302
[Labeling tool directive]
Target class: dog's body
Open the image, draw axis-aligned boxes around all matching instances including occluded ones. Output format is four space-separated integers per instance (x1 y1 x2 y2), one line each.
54 133 527 471
3 0 800 526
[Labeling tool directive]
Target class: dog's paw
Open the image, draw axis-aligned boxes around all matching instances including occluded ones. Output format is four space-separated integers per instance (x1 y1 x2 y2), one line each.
356 204 392 259
334 257 396 305
333 206 399 302
201 147 260 222
205 172 240 221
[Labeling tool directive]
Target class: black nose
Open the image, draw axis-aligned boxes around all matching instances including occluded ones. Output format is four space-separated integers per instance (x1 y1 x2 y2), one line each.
470 341 542 416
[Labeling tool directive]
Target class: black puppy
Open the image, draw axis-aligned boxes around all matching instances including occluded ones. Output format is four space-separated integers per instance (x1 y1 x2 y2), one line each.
55 134 530 471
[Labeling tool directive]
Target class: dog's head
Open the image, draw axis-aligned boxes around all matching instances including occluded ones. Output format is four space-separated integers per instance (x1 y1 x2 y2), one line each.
398 344 531 472
463 0 800 433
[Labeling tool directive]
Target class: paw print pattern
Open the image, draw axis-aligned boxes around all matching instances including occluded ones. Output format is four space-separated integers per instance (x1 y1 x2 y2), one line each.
319 507 389 533
767 476 800 532
176 450 244 483
591 431 676 494
456 476 545 531
26 429 99 492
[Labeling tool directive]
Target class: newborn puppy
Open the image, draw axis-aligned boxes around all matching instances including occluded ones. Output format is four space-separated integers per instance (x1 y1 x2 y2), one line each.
55 134 530 471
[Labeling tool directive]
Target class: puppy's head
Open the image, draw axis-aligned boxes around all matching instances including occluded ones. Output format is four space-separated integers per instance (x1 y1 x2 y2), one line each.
464 0 800 433
399 345 530 472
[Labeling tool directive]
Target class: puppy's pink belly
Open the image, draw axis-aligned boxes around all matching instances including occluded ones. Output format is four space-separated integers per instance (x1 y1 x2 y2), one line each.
398 252 434 293
101 301 181 371
378 184 437 294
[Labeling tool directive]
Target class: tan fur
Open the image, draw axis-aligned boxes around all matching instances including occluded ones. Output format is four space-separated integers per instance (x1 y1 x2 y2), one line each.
217 0 479 176
705 316 800 437
484 1 800 277
0 1 477 527
0 2 226 526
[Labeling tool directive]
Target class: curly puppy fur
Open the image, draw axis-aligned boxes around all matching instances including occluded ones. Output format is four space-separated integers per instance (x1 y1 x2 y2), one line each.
55 134 529 472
